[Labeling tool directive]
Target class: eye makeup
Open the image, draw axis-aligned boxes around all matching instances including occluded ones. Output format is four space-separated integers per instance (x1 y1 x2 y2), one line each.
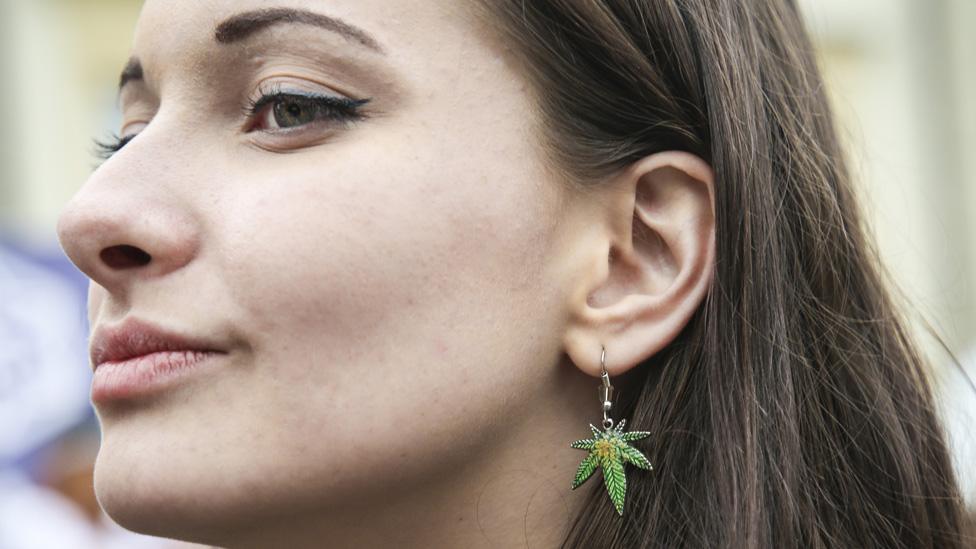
93 133 138 160
242 81 371 133
91 82 373 162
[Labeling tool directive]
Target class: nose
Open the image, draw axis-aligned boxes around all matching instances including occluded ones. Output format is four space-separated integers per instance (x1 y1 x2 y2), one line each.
56 178 201 295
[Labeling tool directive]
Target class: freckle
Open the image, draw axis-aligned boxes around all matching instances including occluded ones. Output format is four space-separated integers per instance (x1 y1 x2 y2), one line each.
434 340 448 355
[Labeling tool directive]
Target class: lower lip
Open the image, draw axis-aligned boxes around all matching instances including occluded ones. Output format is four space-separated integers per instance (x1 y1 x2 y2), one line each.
91 350 224 403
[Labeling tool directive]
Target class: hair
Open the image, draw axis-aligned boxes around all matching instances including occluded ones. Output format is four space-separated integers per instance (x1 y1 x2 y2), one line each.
470 1 974 547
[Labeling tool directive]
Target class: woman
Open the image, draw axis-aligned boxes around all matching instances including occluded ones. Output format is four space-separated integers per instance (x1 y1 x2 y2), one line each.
56 0 973 547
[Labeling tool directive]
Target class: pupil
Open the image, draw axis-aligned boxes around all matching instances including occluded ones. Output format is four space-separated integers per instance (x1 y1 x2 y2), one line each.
273 99 313 128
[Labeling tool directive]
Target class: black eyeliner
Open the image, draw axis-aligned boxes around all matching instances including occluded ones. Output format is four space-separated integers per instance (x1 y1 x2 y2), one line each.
244 83 371 122
92 85 372 162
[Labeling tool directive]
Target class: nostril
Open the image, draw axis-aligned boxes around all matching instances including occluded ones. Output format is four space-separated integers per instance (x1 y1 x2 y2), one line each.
99 245 152 269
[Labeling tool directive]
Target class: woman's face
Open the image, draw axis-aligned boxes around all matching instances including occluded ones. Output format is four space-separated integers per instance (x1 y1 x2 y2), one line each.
57 0 592 544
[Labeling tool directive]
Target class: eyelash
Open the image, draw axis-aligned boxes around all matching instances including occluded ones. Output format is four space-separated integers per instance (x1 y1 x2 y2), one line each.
242 82 371 127
93 133 137 160
92 84 371 160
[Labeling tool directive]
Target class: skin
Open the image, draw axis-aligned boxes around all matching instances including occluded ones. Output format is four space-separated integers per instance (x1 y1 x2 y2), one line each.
56 0 716 547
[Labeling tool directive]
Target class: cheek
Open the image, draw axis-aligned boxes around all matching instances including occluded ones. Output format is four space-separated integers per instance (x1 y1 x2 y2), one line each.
210 134 563 459
222 138 557 354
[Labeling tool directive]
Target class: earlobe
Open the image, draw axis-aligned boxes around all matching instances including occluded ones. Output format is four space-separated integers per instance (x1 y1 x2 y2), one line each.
563 151 716 378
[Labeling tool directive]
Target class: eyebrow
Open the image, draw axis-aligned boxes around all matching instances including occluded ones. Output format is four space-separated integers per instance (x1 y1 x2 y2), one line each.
116 8 383 94
213 7 384 53
118 57 143 91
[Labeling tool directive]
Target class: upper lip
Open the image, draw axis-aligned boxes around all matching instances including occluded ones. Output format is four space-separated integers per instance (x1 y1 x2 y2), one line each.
90 317 227 370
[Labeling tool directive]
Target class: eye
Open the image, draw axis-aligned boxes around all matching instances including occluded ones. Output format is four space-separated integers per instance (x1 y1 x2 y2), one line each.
245 83 370 133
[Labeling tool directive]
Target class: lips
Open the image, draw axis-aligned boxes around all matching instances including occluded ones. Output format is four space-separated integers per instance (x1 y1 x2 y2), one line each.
90 317 227 371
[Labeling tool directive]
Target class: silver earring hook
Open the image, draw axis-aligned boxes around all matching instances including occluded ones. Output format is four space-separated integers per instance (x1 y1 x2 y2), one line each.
599 345 614 429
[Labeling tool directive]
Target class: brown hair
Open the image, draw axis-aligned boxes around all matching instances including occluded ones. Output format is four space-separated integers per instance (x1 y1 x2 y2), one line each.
471 1 974 547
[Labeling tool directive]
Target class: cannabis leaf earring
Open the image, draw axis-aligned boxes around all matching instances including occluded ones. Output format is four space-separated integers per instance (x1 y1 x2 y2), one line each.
570 345 653 516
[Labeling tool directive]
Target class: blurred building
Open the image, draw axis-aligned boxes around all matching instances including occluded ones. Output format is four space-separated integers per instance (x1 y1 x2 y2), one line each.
797 0 976 505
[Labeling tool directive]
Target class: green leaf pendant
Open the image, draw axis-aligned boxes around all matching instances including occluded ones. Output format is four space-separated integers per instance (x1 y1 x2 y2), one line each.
570 418 653 516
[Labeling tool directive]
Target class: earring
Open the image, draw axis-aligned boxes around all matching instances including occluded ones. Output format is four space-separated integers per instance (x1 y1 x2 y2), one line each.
569 345 653 516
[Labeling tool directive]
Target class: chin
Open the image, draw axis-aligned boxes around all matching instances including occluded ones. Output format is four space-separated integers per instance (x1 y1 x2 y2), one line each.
92 442 243 545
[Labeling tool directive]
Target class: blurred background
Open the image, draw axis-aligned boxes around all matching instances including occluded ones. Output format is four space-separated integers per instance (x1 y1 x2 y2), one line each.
0 0 973 546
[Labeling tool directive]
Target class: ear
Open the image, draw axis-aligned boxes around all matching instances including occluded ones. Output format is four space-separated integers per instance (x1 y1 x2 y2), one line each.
562 151 715 378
